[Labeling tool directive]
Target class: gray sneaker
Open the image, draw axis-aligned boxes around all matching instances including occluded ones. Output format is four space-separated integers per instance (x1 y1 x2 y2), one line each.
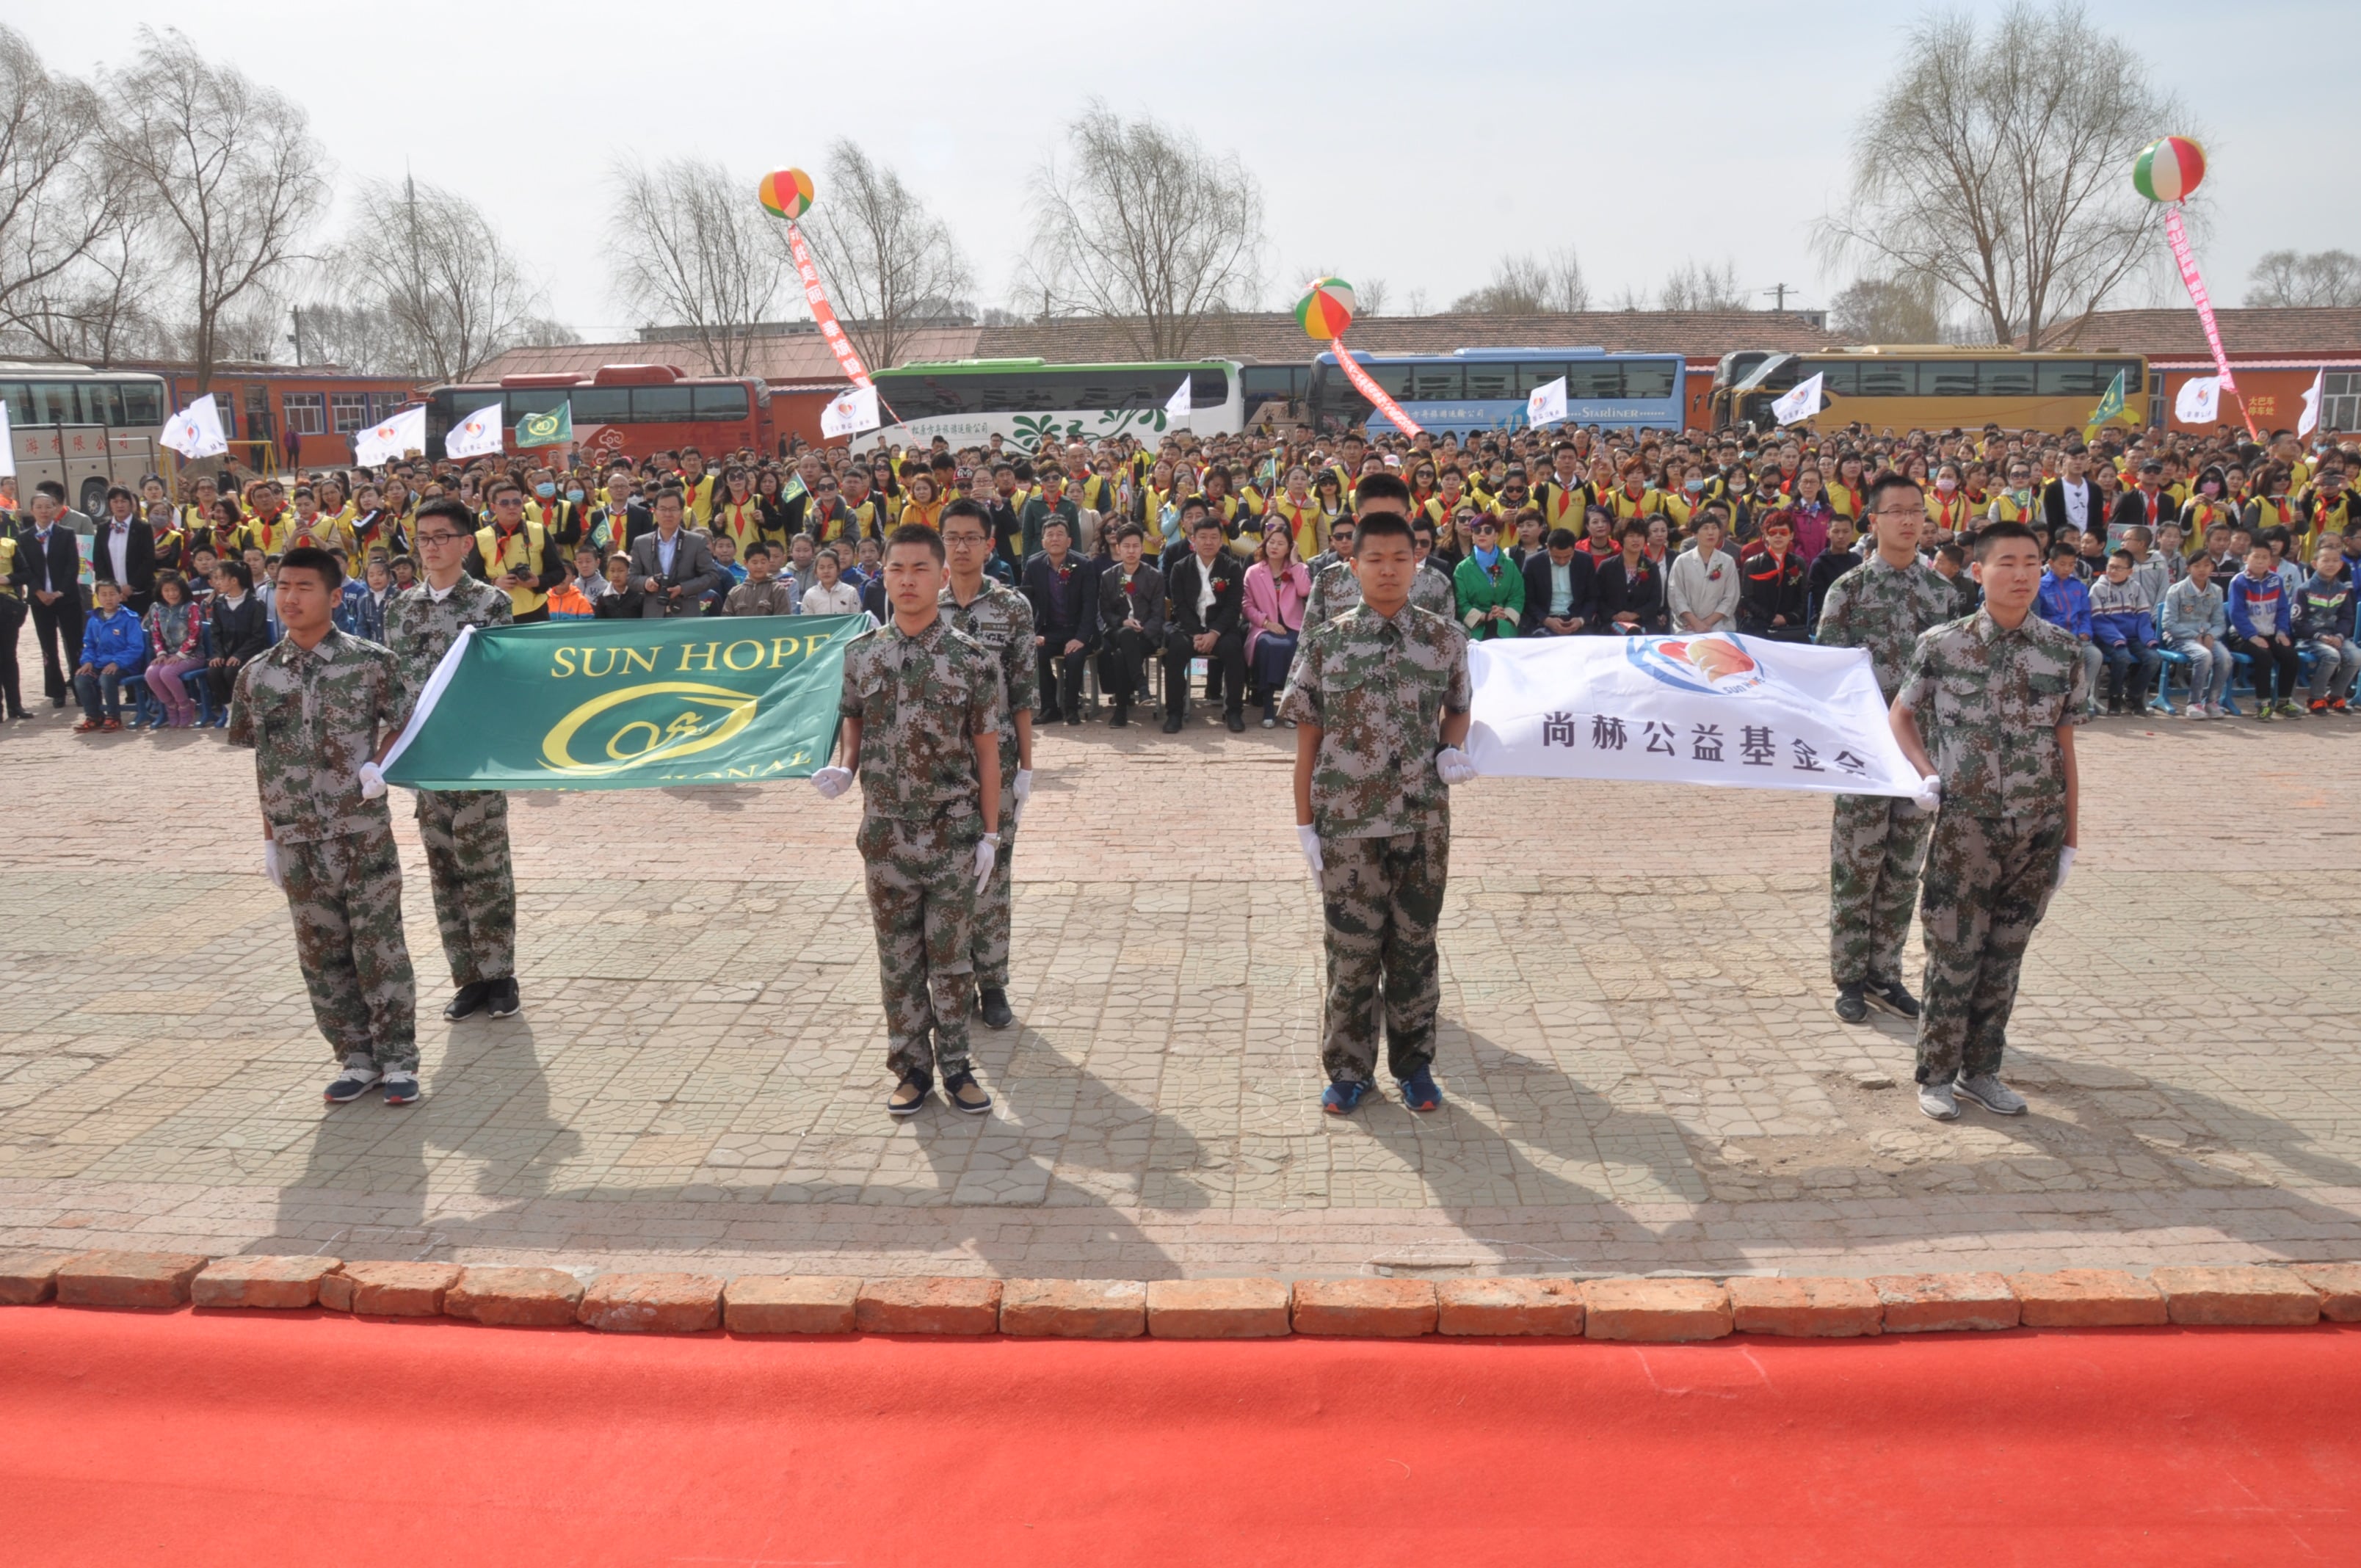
1918 1080 1960 1121
1955 1073 2028 1115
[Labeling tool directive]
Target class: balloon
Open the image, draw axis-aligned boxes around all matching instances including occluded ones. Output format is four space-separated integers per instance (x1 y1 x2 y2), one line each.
2133 137 2205 203
1295 276 1357 341
758 167 816 220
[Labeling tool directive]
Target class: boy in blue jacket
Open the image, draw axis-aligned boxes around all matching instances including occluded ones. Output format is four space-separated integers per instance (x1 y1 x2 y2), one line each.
2036 540 2103 716
2229 543 2302 719
2297 538 2360 713
73 578 148 732
2088 549 2160 715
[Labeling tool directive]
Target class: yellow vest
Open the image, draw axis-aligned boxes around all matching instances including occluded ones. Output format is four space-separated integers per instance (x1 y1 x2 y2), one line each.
0 534 15 596
475 520 551 614
712 499 766 553
679 474 716 527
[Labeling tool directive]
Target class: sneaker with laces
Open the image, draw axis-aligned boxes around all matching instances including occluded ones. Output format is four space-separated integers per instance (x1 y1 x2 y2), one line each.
1918 1080 1960 1121
382 1072 421 1106
1322 1079 1371 1116
2311 698 2332 714
485 977 521 1019
1396 1067 1443 1112
2256 705 2277 722
324 1056 382 1104
943 1069 993 1116
1954 1073 2028 1115
976 987 1014 1029
442 981 489 1021
2279 700 2306 719
1834 983 1870 1025
1864 978 1921 1020
887 1073 932 1117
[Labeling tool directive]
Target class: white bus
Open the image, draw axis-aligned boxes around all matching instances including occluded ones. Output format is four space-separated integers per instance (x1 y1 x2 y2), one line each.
0 361 173 516
868 358 1244 453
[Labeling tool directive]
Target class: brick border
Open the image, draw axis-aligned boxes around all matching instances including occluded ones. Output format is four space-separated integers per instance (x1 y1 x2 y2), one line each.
3 1250 2356 1339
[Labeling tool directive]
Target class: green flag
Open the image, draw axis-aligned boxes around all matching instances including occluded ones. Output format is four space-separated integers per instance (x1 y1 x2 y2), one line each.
2081 371 2128 440
381 615 867 791
515 400 573 449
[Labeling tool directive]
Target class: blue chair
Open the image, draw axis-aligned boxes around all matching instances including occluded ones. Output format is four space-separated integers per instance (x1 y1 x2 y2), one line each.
2151 645 2189 715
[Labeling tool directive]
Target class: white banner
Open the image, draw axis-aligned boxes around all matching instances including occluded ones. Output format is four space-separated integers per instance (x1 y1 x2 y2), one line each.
445 402 504 460
1525 375 1567 430
1465 633 1918 798
2174 375 2222 427
159 396 229 459
1771 372 1826 428
0 400 12 478
355 404 427 467
1164 377 1193 426
821 383 881 439
2299 369 2324 438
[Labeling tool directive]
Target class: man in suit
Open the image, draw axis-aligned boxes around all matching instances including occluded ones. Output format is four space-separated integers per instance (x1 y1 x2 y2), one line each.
12 482 87 707
2041 445 2104 551
2111 457 2174 542
1162 503 1248 733
1520 526 1595 636
1022 515 1098 724
624 489 723 617
1095 523 1163 728
90 485 159 614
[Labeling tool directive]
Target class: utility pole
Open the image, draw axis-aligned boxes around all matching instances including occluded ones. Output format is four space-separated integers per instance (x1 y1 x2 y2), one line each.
1762 283 1796 313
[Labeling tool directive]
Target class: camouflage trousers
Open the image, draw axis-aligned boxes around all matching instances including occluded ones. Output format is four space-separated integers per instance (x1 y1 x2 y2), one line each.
1828 793 1934 987
971 806 1017 991
416 788 516 988
1318 826 1449 1084
280 821 418 1072
858 810 981 1079
1915 810 2065 1085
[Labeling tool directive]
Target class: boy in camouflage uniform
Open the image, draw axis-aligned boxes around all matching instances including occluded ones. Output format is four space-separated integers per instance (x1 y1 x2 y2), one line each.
812 523 1007 1117
382 496 521 1023
228 546 422 1106
937 499 1037 1032
1891 520 2086 1122
1280 508 1476 1115
1814 474 1956 1025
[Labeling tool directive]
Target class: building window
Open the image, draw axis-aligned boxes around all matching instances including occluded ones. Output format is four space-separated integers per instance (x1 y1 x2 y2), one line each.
330 393 369 433
281 392 325 435
2324 372 2360 438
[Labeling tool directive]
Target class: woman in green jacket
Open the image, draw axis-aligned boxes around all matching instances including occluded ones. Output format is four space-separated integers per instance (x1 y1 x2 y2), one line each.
1451 512 1524 639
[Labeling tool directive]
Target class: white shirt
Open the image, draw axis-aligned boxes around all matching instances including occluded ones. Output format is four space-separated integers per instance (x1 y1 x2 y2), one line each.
428 580 458 603
655 529 679 576
106 521 130 584
1194 553 1219 620
802 581 862 616
2063 479 2089 531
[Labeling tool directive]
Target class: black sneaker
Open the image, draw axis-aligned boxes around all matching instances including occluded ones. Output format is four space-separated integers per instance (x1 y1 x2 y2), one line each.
887 1073 932 1117
943 1069 993 1115
1111 703 1130 728
1834 983 1870 1025
324 1056 381 1104
1161 713 1183 733
1225 710 1246 732
1865 979 1921 1020
442 981 489 1021
485 977 521 1019
977 987 1014 1029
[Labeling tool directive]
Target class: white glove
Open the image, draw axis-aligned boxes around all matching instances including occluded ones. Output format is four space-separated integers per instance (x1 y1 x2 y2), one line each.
1012 768 1033 809
973 834 998 893
356 761 387 800
263 840 284 890
2056 846 2075 887
810 765 853 799
1912 774 1943 812
1296 824 1324 877
1435 746 1478 786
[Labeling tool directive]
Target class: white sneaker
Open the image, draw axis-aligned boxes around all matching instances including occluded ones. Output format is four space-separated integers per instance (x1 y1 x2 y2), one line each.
2183 705 2208 721
1955 1073 2028 1116
1918 1081 1960 1121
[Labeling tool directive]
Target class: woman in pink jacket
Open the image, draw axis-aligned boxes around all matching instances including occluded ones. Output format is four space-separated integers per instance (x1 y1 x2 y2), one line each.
1242 523 1311 727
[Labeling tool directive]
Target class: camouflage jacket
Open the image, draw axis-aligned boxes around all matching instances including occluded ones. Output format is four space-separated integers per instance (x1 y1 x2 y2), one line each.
1304 559 1455 630
1278 602 1472 840
227 627 407 844
941 578 1037 813
837 612 1007 821
1898 608 2089 821
1815 552 1956 700
384 575 514 708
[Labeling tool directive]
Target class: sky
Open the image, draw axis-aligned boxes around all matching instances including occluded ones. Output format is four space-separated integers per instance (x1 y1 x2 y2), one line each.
18 0 2354 344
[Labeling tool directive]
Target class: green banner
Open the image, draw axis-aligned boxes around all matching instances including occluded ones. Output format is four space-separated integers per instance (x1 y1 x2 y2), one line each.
381 614 866 791
2082 370 2128 439
516 400 573 448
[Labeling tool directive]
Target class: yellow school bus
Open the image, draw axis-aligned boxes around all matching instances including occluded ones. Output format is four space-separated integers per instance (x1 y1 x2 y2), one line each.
1710 346 2149 434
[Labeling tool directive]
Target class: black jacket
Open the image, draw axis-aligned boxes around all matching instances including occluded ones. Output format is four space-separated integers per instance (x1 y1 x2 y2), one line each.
1519 550 1595 634
11 519 83 599
2042 476 2104 543
206 592 272 664
2111 487 2172 537
1736 546 1810 634
1806 548 1861 632
1023 551 1100 648
1590 555 1667 634
1164 550 1244 639
1096 561 1165 642
89 517 157 596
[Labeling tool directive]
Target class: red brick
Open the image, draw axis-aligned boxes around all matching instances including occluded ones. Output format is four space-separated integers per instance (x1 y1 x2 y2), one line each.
2009 1269 2167 1328
1146 1277 1291 1339
0 1249 79 1306
1729 1276 1884 1337
330 1260 461 1317
1870 1272 2021 1333
723 1275 860 1335
855 1277 1002 1335
1435 1277 1586 1337
192 1255 339 1310
1582 1278 1733 1341
2152 1266 2321 1327
54 1250 209 1310
2293 1263 2361 1324
577 1273 724 1334
444 1266 584 1327
1291 1278 1436 1337
1000 1279 1147 1339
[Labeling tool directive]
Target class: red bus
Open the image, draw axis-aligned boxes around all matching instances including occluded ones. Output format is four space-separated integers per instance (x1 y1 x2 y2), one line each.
421 364 777 465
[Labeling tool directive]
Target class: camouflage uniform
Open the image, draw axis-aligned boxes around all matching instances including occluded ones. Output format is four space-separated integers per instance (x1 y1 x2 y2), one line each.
1277 603 1473 1084
941 578 1037 992
228 628 418 1071
385 576 518 989
838 614 1006 1079
1897 608 2089 1085
1813 553 1956 988
1290 560 1451 684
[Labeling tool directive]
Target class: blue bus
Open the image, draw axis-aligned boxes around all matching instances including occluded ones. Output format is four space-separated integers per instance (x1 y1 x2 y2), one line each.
1306 346 1686 435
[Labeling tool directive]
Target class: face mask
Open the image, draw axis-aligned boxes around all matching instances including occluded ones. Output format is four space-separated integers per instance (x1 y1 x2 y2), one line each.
1685 478 1704 493
1936 477 1958 493
566 488 585 504
534 483 555 498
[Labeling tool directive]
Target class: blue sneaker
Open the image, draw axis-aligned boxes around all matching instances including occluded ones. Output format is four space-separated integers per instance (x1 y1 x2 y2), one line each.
1396 1068 1443 1112
1322 1079 1371 1116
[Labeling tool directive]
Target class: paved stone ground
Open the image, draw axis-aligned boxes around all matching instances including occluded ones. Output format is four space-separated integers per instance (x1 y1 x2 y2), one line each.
5 628 2360 1280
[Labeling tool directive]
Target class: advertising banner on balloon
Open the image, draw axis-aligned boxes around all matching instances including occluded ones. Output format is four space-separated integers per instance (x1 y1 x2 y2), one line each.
786 222 871 391
1333 345 1424 437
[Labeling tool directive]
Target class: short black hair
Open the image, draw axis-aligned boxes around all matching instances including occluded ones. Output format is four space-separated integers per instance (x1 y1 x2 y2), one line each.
1973 520 2039 559
1352 511 1415 548
886 522 946 562
940 497 987 528
416 496 473 532
1191 510 1225 534
1548 527 1578 548
217 559 253 590
1865 471 1922 515
278 544 343 589
1114 523 1145 544
1354 472 1412 510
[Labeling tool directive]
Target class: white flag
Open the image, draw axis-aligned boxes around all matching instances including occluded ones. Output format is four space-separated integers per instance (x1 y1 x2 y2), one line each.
1164 378 1193 426
1525 375 1567 430
445 402 504 460
821 384 881 440
355 404 427 467
2299 369 2324 438
0 399 12 479
159 396 229 459
2174 375 2222 427
1770 372 1826 428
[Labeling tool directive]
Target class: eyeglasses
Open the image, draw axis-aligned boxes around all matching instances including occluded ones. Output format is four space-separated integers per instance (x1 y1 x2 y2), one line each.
414 531 465 546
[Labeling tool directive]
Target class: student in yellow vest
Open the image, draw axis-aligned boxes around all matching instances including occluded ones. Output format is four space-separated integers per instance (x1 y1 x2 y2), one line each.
239 481 298 556
1923 461 1975 538
2301 466 2355 556
180 475 220 541
315 476 359 530
1660 462 1711 530
1537 444 1587 532
897 471 949 532
1988 459 2040 526
675 448 717 528
289 485 355 557
835 467 888 542
1825 454 1868 521
2178 464 2237 540
468 477 565 623
2273 435 2314 496
1265 465 1324 561
1606 461 1662 522
709 465 766 556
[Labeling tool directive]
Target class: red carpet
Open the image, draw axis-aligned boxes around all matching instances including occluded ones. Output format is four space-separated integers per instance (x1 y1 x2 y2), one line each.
2 1307 2355 1566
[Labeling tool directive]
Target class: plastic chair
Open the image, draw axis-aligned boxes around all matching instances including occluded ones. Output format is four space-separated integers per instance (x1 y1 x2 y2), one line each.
2150 645 2189 715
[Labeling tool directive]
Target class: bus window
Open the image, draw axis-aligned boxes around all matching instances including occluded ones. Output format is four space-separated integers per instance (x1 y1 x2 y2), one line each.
0 382 27 424
1815 363 1860 397
1186 367 1230 407
1465 363 1517 399
504 389 568 423
1979 361 2037 398
1857 360 1917 398
1238 366 1299 404
1923 361 1978 398
79 382 124 427
1622 360 1677 400
631 385 694 421
2111 360 2144 394
573 387 631 423
117 381 162 426
26 383 79 423
2035 360 2102 396
692 383 750 421
1409 364 1461 399
1565 363 1624 400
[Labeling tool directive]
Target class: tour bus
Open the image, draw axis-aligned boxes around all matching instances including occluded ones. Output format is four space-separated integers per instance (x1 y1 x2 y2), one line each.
868 358 1245 452
1709 346 2151 434
422 365 775 464
1308 346 1689 435
0 361 171 516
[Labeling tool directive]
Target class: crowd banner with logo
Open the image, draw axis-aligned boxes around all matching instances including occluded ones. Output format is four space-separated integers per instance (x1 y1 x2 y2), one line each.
1526 376 1567 430
2173 375 2222 427
2082 370 2130 440
2299 369 2324 438
515 400 573 449
1464 633 1920 799
821 385 880 440
1771 372 1827 428
1164 377 1193 427
380 615 868 791
446 402 504 460
786 222 873 391
160 396 229 460
355 404 427 466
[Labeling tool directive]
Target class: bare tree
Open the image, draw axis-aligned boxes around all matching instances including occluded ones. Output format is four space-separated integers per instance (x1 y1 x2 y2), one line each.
1815 2 2178 348
1449 249 1589 314
1355 276 1390 316
608 156 778 375
103 29 330 391
289 301 405 373
1658 258 1747 312
329 175 548 380
2244 249 2361 309
1022 102 1264 358
1827 274 1947 342
795 139 972 372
